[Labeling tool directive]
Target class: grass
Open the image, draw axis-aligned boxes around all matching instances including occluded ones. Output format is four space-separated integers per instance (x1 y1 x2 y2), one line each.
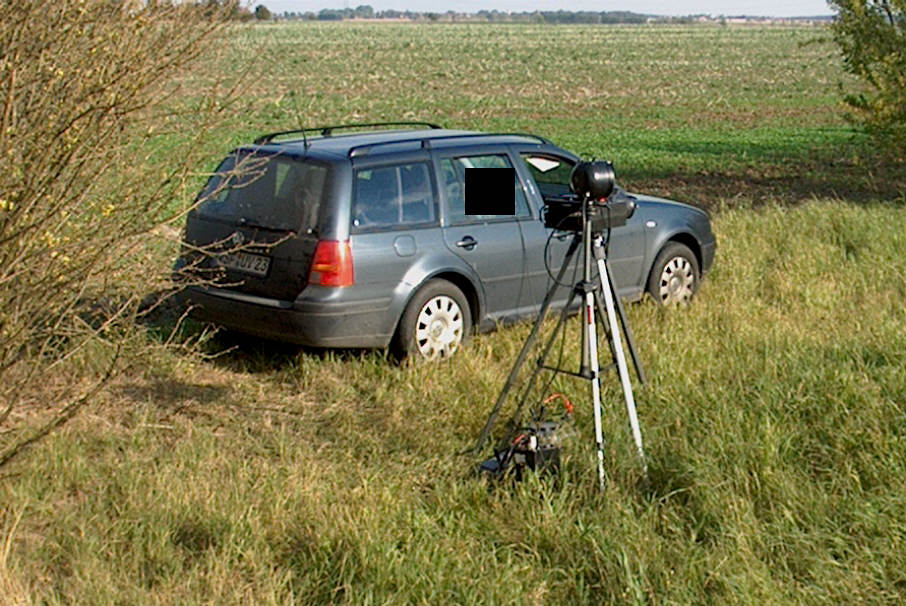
2 21 906 605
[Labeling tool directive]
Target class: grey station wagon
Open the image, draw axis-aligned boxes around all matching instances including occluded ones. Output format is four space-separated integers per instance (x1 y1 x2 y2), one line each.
175 123 715 360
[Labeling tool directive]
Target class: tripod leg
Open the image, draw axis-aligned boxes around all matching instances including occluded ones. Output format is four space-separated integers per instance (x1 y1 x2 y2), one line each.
584 287 608 491
472 237 579 452
596 254 648 478
592 242 646 384
593 286 647 384
508 277 582 429
608 265 646 385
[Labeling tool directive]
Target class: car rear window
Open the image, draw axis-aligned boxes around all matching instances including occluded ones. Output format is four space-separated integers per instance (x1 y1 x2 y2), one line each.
352 162 437 231
196 152 328 233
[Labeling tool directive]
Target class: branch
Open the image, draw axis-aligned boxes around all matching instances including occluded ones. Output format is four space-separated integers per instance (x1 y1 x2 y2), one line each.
0 342 120 469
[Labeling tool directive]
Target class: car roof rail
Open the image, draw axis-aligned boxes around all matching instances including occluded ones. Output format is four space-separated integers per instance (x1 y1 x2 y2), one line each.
253 122 443 146
347 132 552 158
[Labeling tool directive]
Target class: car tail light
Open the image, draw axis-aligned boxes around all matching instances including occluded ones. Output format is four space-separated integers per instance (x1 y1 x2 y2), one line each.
309 240 354 287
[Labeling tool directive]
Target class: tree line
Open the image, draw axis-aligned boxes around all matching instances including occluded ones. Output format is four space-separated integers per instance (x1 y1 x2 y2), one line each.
254 5 834 24
260 6 657 23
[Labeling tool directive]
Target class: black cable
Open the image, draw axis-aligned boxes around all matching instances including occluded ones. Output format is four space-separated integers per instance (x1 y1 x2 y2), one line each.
543 217 579 288
523 212 581 423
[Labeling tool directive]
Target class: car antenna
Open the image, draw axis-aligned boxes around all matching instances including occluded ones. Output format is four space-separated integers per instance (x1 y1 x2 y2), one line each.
289 91 309 149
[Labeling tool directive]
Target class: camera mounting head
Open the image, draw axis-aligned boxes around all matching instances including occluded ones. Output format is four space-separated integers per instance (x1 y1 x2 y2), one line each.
544 160 632 231
570 160 615 200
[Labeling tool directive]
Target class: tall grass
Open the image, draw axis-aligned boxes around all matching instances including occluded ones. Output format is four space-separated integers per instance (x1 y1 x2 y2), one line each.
2 201 904 604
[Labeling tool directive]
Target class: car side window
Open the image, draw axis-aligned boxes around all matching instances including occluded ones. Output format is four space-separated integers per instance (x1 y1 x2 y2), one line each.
521 154 576 199
441 154 530 224
352 162 436 230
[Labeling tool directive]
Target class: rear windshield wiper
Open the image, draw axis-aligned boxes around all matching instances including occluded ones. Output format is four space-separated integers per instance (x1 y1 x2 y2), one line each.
235 216 295 234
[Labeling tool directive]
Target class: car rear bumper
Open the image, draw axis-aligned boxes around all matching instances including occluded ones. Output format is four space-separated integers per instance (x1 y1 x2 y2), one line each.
180 286 395 348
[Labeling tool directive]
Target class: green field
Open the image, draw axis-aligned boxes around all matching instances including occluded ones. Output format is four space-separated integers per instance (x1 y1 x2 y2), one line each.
2 22 906 605
205 22 902 204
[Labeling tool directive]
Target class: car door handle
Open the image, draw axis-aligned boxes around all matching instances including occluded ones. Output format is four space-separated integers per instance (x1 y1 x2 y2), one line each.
553 232 571 241
456 236 477 250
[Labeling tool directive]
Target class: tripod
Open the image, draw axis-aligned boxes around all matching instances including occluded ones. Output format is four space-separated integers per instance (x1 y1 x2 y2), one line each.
474 196 648 490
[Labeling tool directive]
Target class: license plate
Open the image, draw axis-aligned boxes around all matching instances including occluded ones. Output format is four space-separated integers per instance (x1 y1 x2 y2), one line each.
219 251 270 277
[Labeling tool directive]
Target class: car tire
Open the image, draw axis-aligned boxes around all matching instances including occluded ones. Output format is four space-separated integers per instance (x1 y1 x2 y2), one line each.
392 279 472 361
647 242 700 305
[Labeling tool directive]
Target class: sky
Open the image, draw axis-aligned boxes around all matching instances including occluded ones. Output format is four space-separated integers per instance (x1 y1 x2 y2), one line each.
258 0 833 17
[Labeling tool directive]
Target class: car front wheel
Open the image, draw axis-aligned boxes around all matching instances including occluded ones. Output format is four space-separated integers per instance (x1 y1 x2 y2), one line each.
393 279 472 361
647 242 700 305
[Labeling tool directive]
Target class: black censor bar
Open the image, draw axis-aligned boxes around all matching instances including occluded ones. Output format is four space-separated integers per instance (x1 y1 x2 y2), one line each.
465 168 515 216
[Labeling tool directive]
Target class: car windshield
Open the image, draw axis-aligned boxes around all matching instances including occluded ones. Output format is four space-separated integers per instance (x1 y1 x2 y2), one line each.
196 151 328 233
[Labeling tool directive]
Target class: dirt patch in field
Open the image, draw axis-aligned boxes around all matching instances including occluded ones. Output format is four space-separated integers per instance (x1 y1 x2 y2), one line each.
628 158 906 210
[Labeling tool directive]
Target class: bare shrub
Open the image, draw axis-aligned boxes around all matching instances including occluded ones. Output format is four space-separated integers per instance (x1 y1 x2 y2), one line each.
0 1 245 466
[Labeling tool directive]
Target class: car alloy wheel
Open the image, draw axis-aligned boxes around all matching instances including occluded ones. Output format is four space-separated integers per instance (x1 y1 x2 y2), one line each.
415 295 464 360
648 242 700 306
393 279 472 362
658 256 695 303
